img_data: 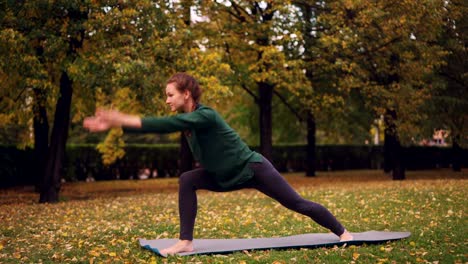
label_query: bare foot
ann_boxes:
[159,240,194,256]
[339,230,354,242]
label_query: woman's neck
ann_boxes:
[183,100,196,113]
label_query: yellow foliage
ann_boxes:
[0,113,14,125]
[95,88,142,165]
[97,128,125,166]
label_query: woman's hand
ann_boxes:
[83,108,120,132]
[83,116,113,132]
[83,108,141,132]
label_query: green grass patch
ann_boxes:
[0,169,466,263]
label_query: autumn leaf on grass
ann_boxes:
[353,252,360,260]
[272,261,286,264]
[13,252,21,259]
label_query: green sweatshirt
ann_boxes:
[126,105,262,189]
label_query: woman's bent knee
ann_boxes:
[179,171,197,189]
[178,169,207,190]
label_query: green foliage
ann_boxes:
[315,0,448,144]
[1,0,464,154]
[77,1,236,163]
[195,2,313,147]
[0,0,95,149]
[421,0,468,147]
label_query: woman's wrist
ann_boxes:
[119,114,142,128]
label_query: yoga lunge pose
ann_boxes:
[83,72,353,255]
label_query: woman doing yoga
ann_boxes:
[83,72,353,255]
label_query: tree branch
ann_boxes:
[368,36,403,53]
[273,90,304,122]
[231,1,252,19]
[0,86,28,113]
[216,1,250,23]
[241,84,259,103]
[221,39,259,103]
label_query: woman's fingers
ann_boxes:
[95,108,119,123]
[83,117,96,131]
[83,117,95,129]
[83,117,108,132]
[85,108,122,132]
[95,108,106,117]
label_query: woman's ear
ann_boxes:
[184,89,192,100]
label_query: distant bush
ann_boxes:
[1,144,466,188]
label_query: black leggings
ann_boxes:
[178,156,345,240]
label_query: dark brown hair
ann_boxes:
[166,72,202,103]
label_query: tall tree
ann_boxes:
[0,3,53,187]
[200,1,308,161]
[1,0,232,201]
[287,2,376,175]
[317,0,447,179]
[39,1,88,202]
[290,2,318,176]
[1,1,89,201]
[293,2,349,175]
[427,0,468,171]
[75,1,233,172]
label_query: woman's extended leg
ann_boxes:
[247,157,353,240]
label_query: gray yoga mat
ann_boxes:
[139,230,411,257]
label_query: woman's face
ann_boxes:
[165,83,188,112]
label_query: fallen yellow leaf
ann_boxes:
[353,252,360,260]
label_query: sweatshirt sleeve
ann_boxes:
[124,108,214,134]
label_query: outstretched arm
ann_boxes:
[83,108,141,132]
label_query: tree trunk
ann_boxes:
[179,133,193,174]
[383,128,394,174]
[33,88,49,192]
[181,0,193,26]
[39,71,73,203]
[452,135,462,172]
[392,142,405,180]
[258,82,273,161]
[383,109,405,180]
[32,39,49,191]
[306,112,316,176]
[299,4,318,176]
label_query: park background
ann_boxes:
[0,1,466,263]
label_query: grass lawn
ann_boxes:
[0,169,466,263]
